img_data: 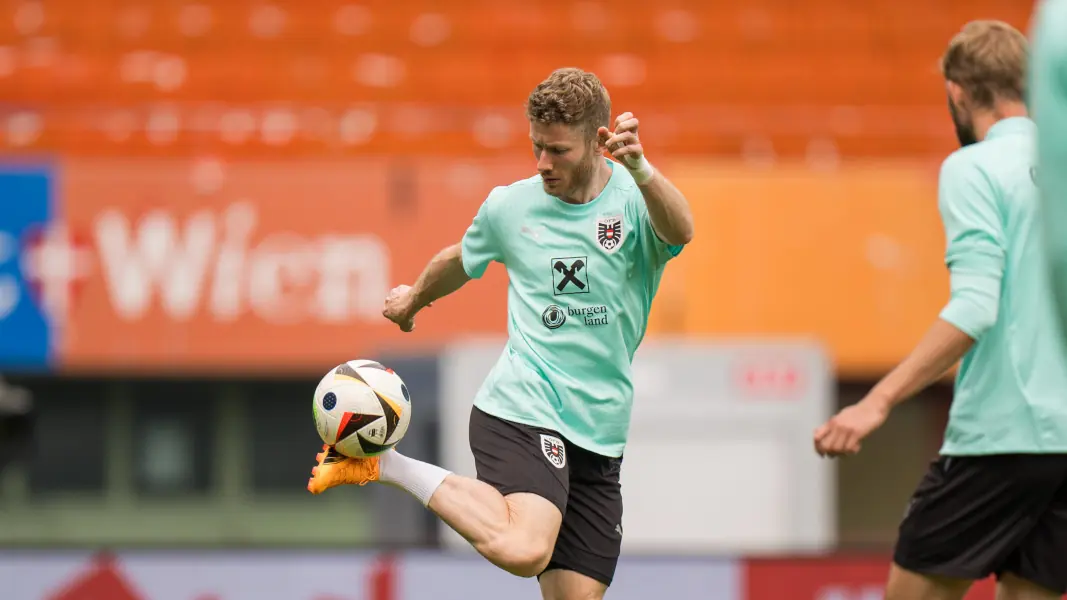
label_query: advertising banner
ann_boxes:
[744,557,1001,600]
[3,551,1044,600]
[0,158,522,373]
[1,157,948,375]
[1,551,740,600]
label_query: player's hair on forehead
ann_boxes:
[941,20,1028,108]
[525,67,611,138]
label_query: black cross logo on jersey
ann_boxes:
[551,256,590,296]
[555,260,585,291]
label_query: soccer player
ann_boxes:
[813,21,1067,600]
[1031,0,1067,336]
[308,67,694,600]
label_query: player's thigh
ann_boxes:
[468,406,570,537]
[894,455,1064,582]
[538,568,607,600]
[542,444,624,588]
[504,491,565,551]
[998,455,1067,596]
[885,563,973,600]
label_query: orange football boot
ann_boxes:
[307,444,381,494]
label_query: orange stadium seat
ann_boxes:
[0,0,1036,158]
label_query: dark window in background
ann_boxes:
[244,378,321,493]
[130,379,215,496]
[19,377,109,494]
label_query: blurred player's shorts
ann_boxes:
[0,378,34,474]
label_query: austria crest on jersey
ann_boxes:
[540,434,566,469]
[596,215,624,253]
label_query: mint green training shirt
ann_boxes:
[461,159,683,457]
[1031,0,1067,335]
[937,117,1067,455]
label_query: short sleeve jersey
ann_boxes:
[935,117,1067,455]
[461,159,683,457]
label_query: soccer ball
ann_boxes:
[312,359,412,458]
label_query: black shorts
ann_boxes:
[894,454,1067,594]
[468,406,623,586]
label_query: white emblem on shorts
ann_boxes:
[540,434,566,469]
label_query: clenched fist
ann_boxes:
[598,112,644,165]
[382,285,420,332]
[598,112,655,184]
[813,399,889,458]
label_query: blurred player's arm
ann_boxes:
[869,156,1004,412]
[864,322,975,411]
[815,157,1002,456]
[601,113,694,245]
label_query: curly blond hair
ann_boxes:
[941,20,1028,108]
[525,68,611,138]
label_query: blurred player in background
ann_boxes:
[1031,0,1067,336]
[814,20,1067,600]
[308,68,694,599]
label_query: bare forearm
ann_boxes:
[867,318,974,410]
[639,171,694,246]
[410,243,471,311]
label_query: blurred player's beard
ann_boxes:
[948,96,979,147]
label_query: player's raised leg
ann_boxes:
[308,445,562,578]
[425,482,562,577]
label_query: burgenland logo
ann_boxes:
[541,303,609,329]
[542,304,566,329]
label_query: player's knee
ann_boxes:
[486,535,553,578]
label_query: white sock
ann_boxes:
[379,450,451,506]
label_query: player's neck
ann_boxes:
[973,101,1029,142]
[564,160,613,205]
